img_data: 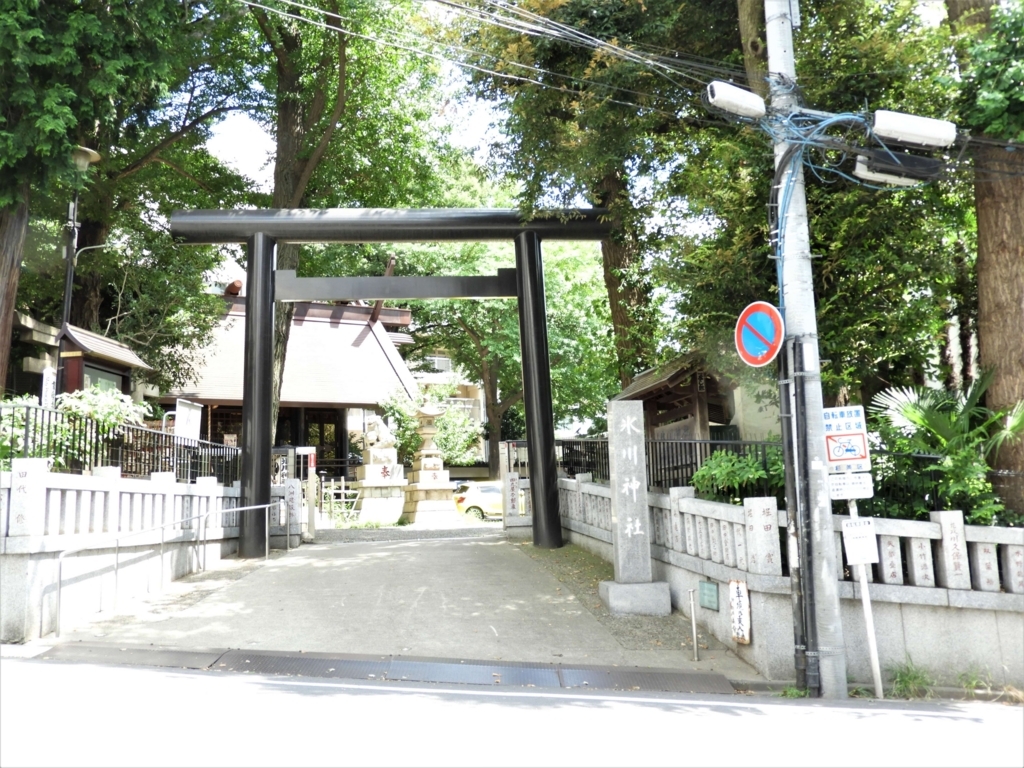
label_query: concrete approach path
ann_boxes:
[9,518,767,688]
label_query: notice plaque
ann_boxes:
[829,472,875,500]
[729,580,751,645]
[842,518,880,566]
[699,581,719,611]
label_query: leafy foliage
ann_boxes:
[690,446,785,505]
[2,387,150,470]
[380,387,483,467]
[434,407,483,467]
[55,387,149,431]
[871,371,1024,524]
[958,2,1024,142]
[0,0,185,207]
[661,0,969,402]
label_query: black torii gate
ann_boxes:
[170,208,610,557]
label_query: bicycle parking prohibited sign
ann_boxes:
[823,406,872,474]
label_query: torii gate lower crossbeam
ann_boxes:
[170,208,611,556]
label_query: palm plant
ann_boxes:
[871,371,1024,524]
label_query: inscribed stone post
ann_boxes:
[732,523,749,571]
[575,473,592,525]
[1001,546,1024,594]
[684,513,697,555]
[742,497,782,576]
[607,401,652,584]
[721,521,736,567]
[696,516,710,560]
[904,538,935,587]
[877,535,904,585]
[708,518,723,563]
[668,487,686,552]
[7,458,51,537]
[968,542,1001,592]
[930,510,971,590]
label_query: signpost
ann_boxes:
[735,301,785,367]
[824,404,883,698]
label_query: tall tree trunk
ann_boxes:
[269,64,304,442]
[0,187,31,394]
[945,0,992,28]
[69,220,111,330]
[974,143,1024,502]
[736,0,768,97]
[944,0,1024,509]
[954,246,977,391]
[487,405,502,480]
[253,7,350,442]
[596,171,654,388]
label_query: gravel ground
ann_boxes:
[509,539,727,653]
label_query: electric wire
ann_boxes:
[237,0,736,128]
[239,0,1024,183]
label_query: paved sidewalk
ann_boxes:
[9,527,766,686]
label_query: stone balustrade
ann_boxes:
[552,475,1023,685]
[0,459,301,642]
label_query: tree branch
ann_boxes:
[250,6,289,68]
[288,33,348,208]
[497,390,523,414]
[151,158,214,191]
[115,106,234,181]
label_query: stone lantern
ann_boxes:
[401,404,458,523]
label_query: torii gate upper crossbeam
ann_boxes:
[169,208,610,243]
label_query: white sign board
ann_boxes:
[823,406,872,474]
[41,367,57,409]
[729,580,751,645]
[504,472,520,517]
[842,518,880,566]
[174,398,203,441]
[829,472,875,500]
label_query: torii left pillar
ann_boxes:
[239,232,274,557]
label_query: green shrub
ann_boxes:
[690,446,785,505]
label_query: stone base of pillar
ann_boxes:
[353,487,407,525]
[598,580,672,616]
[400,485,459,524]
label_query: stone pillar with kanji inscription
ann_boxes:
[930,510,971,590]
[351,417,408,525]
[598,401,671,616]
[401,404,458,524]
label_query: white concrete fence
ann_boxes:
[551,475,1024,687]
[0,459,304,642]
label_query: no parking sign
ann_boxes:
[735,302,784,367]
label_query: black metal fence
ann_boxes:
[505,439,1023,521]
[645,439,779,493]
[506,438,780,495]
[1,404,240,485]
[831,452,943,519]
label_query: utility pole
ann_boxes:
[764,0,848,698]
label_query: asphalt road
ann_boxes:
[2,657,1021,768]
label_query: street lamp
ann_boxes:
[61,146,101,328]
